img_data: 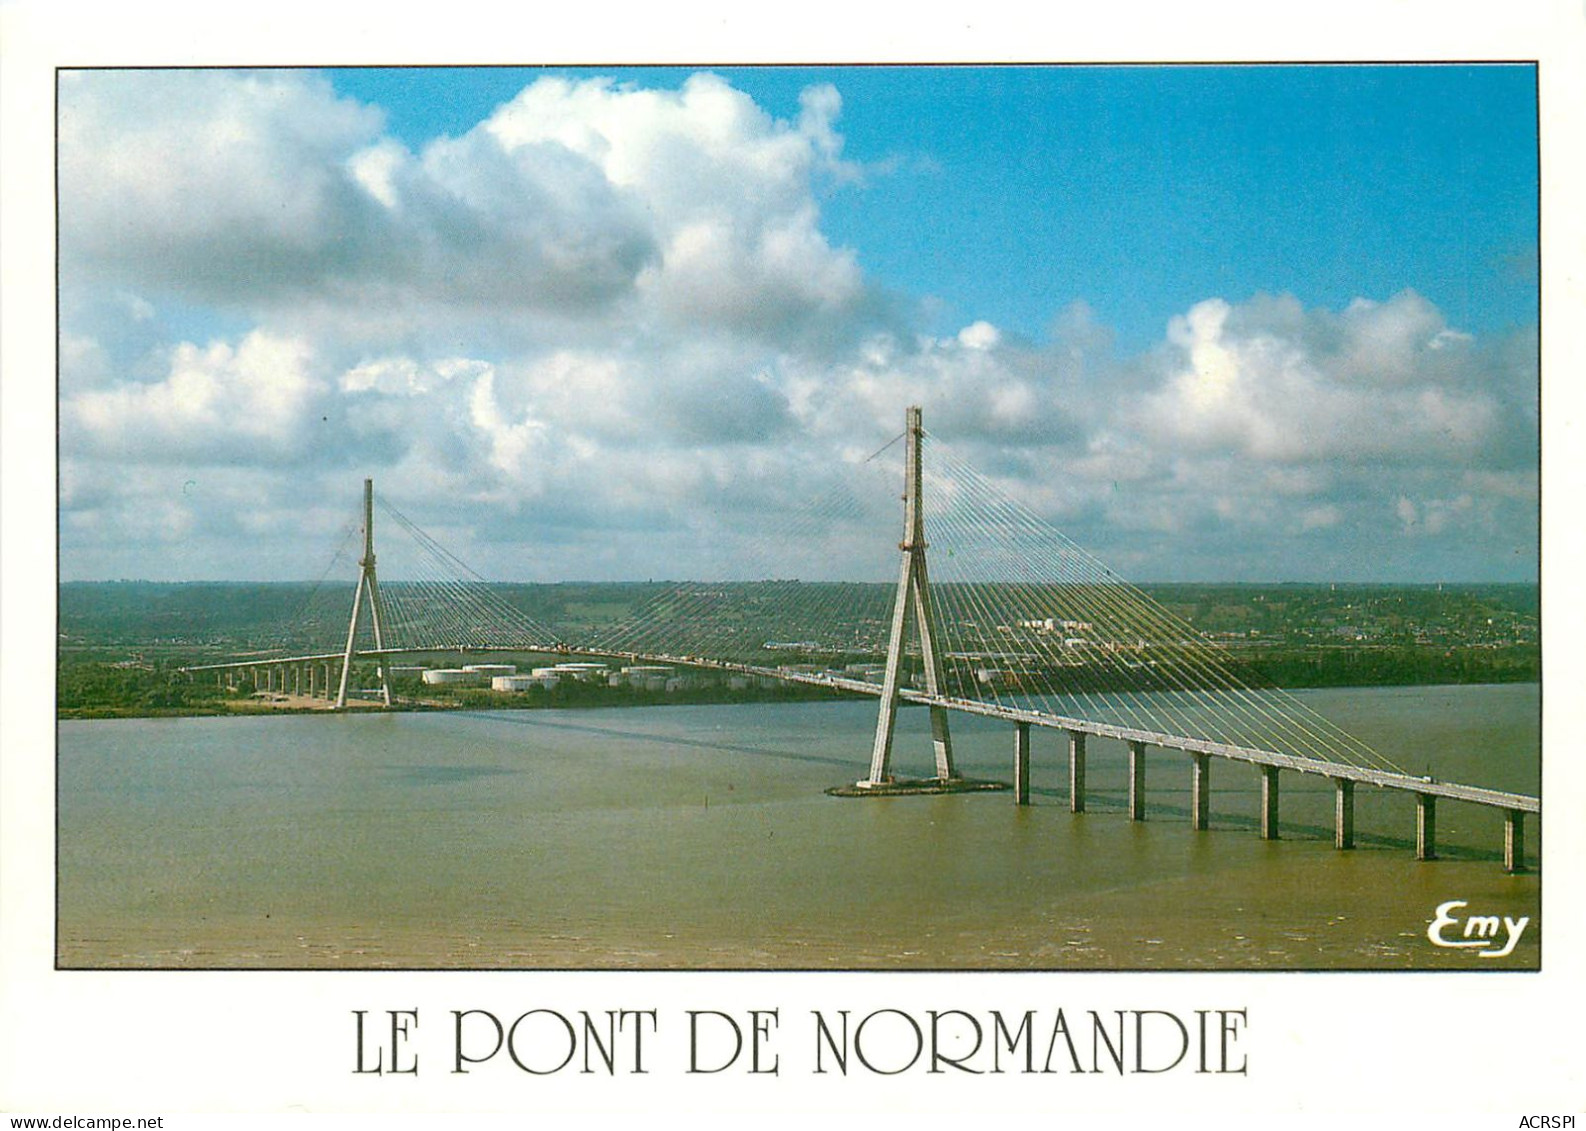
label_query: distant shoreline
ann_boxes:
[56,578,1539,720]
[56,675,1540,723]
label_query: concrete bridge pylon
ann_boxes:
[335,478,393,709]
[859,405,959,788]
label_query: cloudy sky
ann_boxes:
[57,65,1539,583]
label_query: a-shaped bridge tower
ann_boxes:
[858,405,961,790]
[335,478,393,709]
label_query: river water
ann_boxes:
[57,683,1540,970]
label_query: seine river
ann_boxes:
[57,683,1540,970]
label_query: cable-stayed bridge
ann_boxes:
[181,408,1538,871]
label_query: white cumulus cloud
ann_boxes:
[54,69,1537,584]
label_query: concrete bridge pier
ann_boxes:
[1067,730,1086,813]
[1190,753,1210,831]
[1416,793,1437,861]
[1259,765,1280,840]
[1334,778,1355,849]
[1128,741,1147,820]
[322,662,333,699]
[1014,722,1031,806]
[1505,810,1526,874]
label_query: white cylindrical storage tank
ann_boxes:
[422,669,474,685]
[464,664,518,677]
[491,675,538,692]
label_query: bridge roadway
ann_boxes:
[184,642,1538,869]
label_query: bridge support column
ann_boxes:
[1014,722,1031,806]
[337,478,394,709]
[1259,766,1280,840]
[862,407,956,787]
[322,662,332,699]
[1416,793,1437,861]
[1505,810,1526,874]
[1128,741,1146,820]
[1334,778,1355,850]
[1068,731,1086,813]
[1191,753,1210,831]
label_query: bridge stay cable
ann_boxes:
[243,426,1408,782]
[182,410,1535,868]
[563,410,1410,781]
[922,439,1404,774]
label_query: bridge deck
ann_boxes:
[183,643,1539,816]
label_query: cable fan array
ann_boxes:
[274,433,1404,779]
[912,432,1405,775]
[594,427,1406,777]
[372,498,562,652]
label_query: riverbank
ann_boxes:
[56,643,1540,720]
[55,674,866,720]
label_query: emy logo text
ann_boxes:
[1426,899,1529,958]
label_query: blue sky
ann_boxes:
[57,65,1539,583]
[332,64,1539,349]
